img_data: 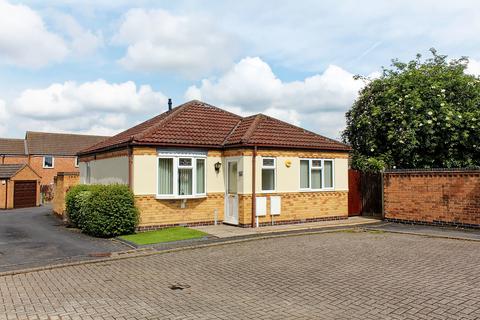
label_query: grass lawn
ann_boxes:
[119,227,208,245]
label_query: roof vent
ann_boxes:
[168,98,172,111]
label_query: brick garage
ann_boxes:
[384,169,480,228]
[0,164,41,209]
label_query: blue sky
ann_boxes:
[0,0,479,139]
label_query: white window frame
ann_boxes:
[156,154,207,199]
[74,156,79,168]
[299,159,335,191]
[43,155,54,169]
[260,157,276,192]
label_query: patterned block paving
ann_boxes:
[0,232,479,319]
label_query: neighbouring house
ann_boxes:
[0,164,41,209]
[78,100,350,229]
[0,132,108,188]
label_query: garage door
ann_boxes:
[14,181,37,208]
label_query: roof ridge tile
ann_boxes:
[241,114,263,144]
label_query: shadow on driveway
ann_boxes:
[0,205,130,272]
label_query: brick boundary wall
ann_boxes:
[383,169,480,229]
[52,172,80,220]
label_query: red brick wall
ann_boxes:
[1,155,78,186]
[384,170,480,227]
[28,156,78,185]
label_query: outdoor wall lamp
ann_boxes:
[214,162,222,173]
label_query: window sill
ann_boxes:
[257,190,276,194]
[155,195,207,200]
[299,188,335,192]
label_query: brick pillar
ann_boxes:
[52,172,79,220]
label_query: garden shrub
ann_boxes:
[65,184,139,237]
[80,184,139,237]
[65,184,91,226]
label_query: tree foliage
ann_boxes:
[343,49,480,170]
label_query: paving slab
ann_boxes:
[192,216,381,238]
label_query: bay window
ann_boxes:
[300,159,334,190]
[157,155,206,198]
[261,157,276,191]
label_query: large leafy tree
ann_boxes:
[343,49,480,170]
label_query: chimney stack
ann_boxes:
[168,98,172,111]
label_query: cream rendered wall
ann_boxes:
[207,155,224,193]
[127,153,349,196]
[334,158,348,191]
[80,157,129,185]
[254,156,348,193]
[133,155,156,195]
[132,154,226,195]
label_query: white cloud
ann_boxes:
[50,12,103,57]
[113,8,238,77]
[0,99,9,135]
[11,79,167,136]
[466,58,480,76]
[186,57,363,138]
[0,0,68,67]
[14,79,167,119]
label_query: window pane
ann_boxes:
[262,168,275,191]
[324,160,333,188]
[311,169,322,189]
[263,158,274,167]
[178,168,193,195]
[158,158,173,194]
[312,160,322,167]
[44,156,53,167]
[179,158,192,166]
[228,162,237,194]
[300,160,310,188]
[196,159,205,194]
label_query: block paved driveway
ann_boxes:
[1,231,479,320]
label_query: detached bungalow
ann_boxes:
[78,100,350,229]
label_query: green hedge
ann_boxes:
[65,184,91,226]
[65,184,139,237]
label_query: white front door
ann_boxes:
[224,160,239,225]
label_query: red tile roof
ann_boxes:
[80,100,350,154]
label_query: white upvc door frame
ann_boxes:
[224,159,239,225]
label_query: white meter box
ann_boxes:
[270,196,281,215]
[255,197,266,216]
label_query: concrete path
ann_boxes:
[192,216,381,238]
[0,205,129,272]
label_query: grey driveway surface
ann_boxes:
[1,231,479,319]
[0,205,128,272]
[365,222,480,241]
